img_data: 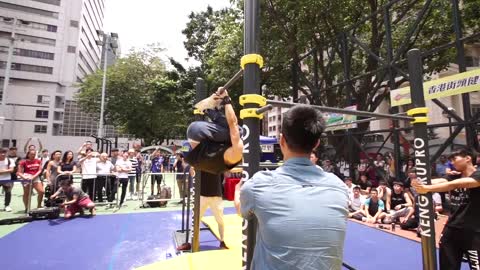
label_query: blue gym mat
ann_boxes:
[0,207,470,270]
[0,211,220,270]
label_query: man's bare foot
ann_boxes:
[90,208,96,216]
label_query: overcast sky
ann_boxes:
[104,0,232,67]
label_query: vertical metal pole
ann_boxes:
[451,0,477,151]
[407,49,437,270]
[191,78,206,252]
[243,1,261,269]
[291,63,298,102]
[98,34,108,138]
[1,18,16,141]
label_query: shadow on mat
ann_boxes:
[48,215,94,226]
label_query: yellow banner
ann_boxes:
[390,68,480,107]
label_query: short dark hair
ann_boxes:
[371,188,378,194]
[379,180,387,186]
[448,149,476,163]
[111,148,119,152]
[353,186,360,190]
[281,105,325,153]
[0,148,7,154]
[41,149,48,153]
[9,147,17,151]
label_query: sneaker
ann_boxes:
[176,242,191,251]
[4,206,12,212]
[219,241,228,249]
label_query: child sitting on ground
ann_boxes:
[50,179,96,219]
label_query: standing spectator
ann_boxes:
[134,148,143,197]
[115,151,132,208]
[77,141,93,155]
[127,149,138,200]
[23,137,43,158]
[360,188,386,224]
[39,149,49,182]
[57,151,77,184]
[45,150,62,190]
[0,148,15,212]
[7,147,20,182]
[169,154,176,173]
[385,153,396,185]
[174,153,186,204]
[96,153,115,204]
[110,148,119,166]
[150,150,164,195]
[435,155,449,178]
[18,150,44,211]
[162,154,169,173]
[78,149,98,200]
[235,105,348,269]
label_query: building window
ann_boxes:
[472,104,480,118]
[272,116,276,121]
[37,95,50,104]
[34,125,47,133]
[273,126,276,131]
[12,33,56,46]
[1,62,53,74]
[14,48,54,60]
[47,25,57,32]
[36,110,49,118]
[70,20,79,28]
[67,46,76,53]
[0,2,59,18]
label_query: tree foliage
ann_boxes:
[76,45,196,145]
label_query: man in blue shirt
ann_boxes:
[235,105,348,270]
[150,149,163,195]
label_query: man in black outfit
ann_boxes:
[412,149,480,270]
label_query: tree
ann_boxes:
[76,45,195,145]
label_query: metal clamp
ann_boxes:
[193,109,204,115]
[240,54,264,69]
[240,109,264,120]
[239,94,267,107]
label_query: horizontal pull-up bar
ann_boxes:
[266,100,415,121]
[326,113,409,129]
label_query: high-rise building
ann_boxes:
[0,0,127,152]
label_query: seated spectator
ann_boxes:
[358,174,372,196]
[353,188,386,224]
[50,179,96,219]
[377,180,391,204]
[383,182,414,224]
[344,177,355,197]
[348,186,365,218]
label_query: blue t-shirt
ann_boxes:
[240,157,348,270]
[151,157,162,173]
[435,162,449,177]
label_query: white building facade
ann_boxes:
[0,0,129,153]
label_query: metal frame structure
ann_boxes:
[288,0,480,177]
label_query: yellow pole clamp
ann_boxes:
[193,109,204,115]
[406,107,428,116]
[241,54,264,69]
[407,107,429,124]
[239,94,267,107]
[411,116,429,124]
[240,109,264,120]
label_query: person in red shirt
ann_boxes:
[17,149,44,211]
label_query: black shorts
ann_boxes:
[151,174,163,185]
[439,226,480,270]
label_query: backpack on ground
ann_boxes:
[159,183,172,207]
